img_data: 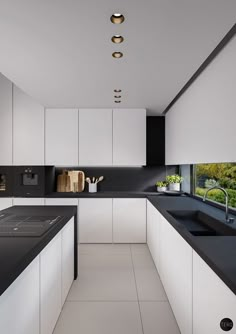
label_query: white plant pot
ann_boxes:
[89,183,97,193]
[169,183,180,191]
[157,186,167,192]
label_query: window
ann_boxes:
[194,163,236,209]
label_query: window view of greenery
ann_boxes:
[195,163,236,209]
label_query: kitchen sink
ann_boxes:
[167,210,236,237]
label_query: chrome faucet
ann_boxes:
[203,186,234,224]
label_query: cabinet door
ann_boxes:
[13,198,44,205]
[0,198,13,211]
[147,200,161,272]
[45,198,78,241]
[113,109,146,166]
[40,233,62,334]
[160,217,192,334]
[79,109,112,166]
[193,251,236,334]
[0,256,40,334]
[0,74,12,165]
[113,198,146,243]
[13,86,44,165]
[61,217,74,304]
[79,198,112,243]
[45,108,78,165]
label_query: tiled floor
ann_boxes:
[53,244,180,334]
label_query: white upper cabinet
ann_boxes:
[79,109,112,166]
[113,109,146,166]
[45,108,78,166]
[0,74,12,165]
[13,86,44,165]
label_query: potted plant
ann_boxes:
[166,174,183,191]
[155,181,168,192]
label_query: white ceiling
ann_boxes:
[0,0,235,115]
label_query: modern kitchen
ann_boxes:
[0,1,236,334]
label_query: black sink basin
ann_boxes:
[167,210,236,237]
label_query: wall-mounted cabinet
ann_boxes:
[13,86,44,165]
[79,109,112,166]
[45,108,78,166]
[0,75,12,165]
[113,109,146,166]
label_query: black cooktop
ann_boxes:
[0,213,63,237]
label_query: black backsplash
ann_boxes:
[55,166,178,192]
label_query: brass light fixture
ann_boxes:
[110,13,125,24]
[114,95,121,98]
[112,51,123,58]
[111,35,124,44]
[114,89,122,93]
[114,100,121,103]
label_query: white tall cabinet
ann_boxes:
[0,256,40,334]
[45,108,79,165]
[13,86,44,165]
[113,109,146,166]
[193,251,236,334]
[113,198,146,243]
[79,109,112,166]
[0,74,12,165]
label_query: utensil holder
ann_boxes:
[89,183,97,193]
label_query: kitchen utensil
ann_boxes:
[92,177,95,183]
[78,171,85,192]
[95,176,104,184]
[85,177,91,184]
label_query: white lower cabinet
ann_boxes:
[61,218,74,304]
[0,256,40,334]
[45,198,78,242]
[160,217,192,334]
[13,198,45,205]
[147,200,161,272]
[193,251,236,334]
[113,198,146,243]
[0,198,13,211]
[79,198,113,243]
[40,233,62,334]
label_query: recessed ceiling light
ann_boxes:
[114,95,121,98]
[111,35,124,44]
[110,13,125,24]
[112,51,123,58]
[114,100,121,103]
[114,89,122,93]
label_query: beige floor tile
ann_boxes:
[67,254,137,301]
[140,301,180,334]
[54,301,143,334]
[79,243,131,255]
[130,244,150,255]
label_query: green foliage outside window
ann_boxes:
[195,163,236,209]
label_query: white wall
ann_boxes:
[166,34,236,165]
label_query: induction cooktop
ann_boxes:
[0,213,63,237]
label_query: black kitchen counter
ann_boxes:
[147,195,236,295]
[46,191,159,198]
[0,205,77,296]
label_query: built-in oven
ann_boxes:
[13,166,54,197]
[0,166,13,197]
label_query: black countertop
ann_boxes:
[147,196,236,295]
[0,205,77,296]
[46,191,158,198]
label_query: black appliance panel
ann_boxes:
[0,166,13,197]
[13,166,45,197]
